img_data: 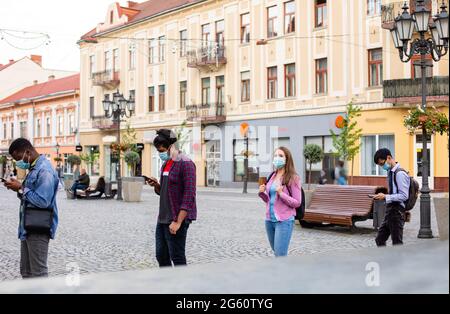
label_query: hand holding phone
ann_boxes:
[368,194,376,198]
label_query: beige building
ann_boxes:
[78,0,448,189]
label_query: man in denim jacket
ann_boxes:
[4,138,59,278]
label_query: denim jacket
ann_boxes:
[19,155,59,240]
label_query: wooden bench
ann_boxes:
[301,185,378,228]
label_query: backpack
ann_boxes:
[267,172,306,220]
[393,168,420,211]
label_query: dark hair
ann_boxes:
[9,138,34,155]
[338,160,345,167]
[96,177,106,192]
[374,148,392,164]
[275,147,299,186]
[153,129,177,149]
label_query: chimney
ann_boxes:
[9,59,14,64]
[48,75,55,81]
[33,80,38,85]
[30,55,42,66]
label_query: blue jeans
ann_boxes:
[155,222,190,267]
[71,183,88,193]
[265,220,294,257]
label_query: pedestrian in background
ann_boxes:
[3,138,59,279]
[335,161,348,185]
[146,129,197,267]
[259,147,302,257]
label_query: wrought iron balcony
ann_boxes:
[185,103,226,124]
[383,76,449,104]
[187,45,227,72]
[91,115,118,130]
[92,70,120,89]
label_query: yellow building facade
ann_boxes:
[78,0,448,190]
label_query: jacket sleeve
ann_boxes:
[23,170,56,209]
[180,160,196,212]
[279,177,302,209]
[259,191,270,203]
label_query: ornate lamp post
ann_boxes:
[102,90,135,201]
[388,0,448,238]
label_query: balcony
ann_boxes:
[187,46,227,72]
[92,70,120,89]
[383,76,449,104]
[186,103,226,124]
[91,116,118,130]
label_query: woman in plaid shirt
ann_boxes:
[146,129,197,267]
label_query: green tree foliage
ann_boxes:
[303,144,324,190]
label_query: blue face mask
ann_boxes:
[273,157,286,170]
[159,151,170,162]
[381,163,391,171]
[16,152,31,170]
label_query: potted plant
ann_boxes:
[120,124,145,202]
[303,144,324,191]
[0,155,7,179]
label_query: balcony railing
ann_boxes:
[187,45,227,72]
[185,103,226,124]
[383,76,449,103]
[91,116,118,130]
[92,70,120,89]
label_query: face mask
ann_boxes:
[159,151,170,162]
[382,163,391,171]
[273,157,286,170]
[16,152,31,170]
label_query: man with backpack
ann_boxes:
[372,148,418,246]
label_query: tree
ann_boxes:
[303,144,324,190]
[330,101,363,185]
[80,151,100,175]
[174,120,192,152]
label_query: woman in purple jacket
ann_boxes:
[259,147,302,257]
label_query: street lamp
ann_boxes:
[102,90,135,201]
[388,0,449,239]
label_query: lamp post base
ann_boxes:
[116,178,123,201]
[418,229,434,239]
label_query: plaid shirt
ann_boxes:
[158,153,197,222]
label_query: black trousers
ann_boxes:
[155,222,190,267]
[376,203,405,247]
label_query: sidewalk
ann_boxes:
[0,241,447,294]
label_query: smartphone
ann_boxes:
[368,194,376,198]
[142,176,156,184]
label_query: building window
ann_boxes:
[110,11,114,24]
[361,135,395,176]
[233,139,260,182]
[216,76,225,105]
[267,6,278,38]
[412,55,433,78]
[149,39,156,64]
[85,146,100,176]
[20,121,27,138]
[180,81,187,109]
[159,36,166,63]
[58,116,63,136]
[315,0,327,27]
[10,123,14,139]
[46,117,51,137]
[216,20,225,47]
[367,0,381,16]
[105,50,112,71]
[369,48,383,87]
[201,78,211,105]
[113,48,119,71]
[202,24,211,48]
[285,63,296,97]
[241,71,251,102]
[241,13,250,44]
[267,66,278,99]
[284,1,296,34]
[69,114,75,134]
[3,123,7,139]
[305,136,339,184]
[129,45,136,70]
[159,85,165,111]
[63,153,72,174]
[89,55,95,76]
[89,96,95,118]
[180,30,187,57]
[36,119,41,138]
[316,58,328,94]
[148,87,155,112]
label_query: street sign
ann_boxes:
[76,145,83,152]
[137,143,145,150]
[240,122,249,136]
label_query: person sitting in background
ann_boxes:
[69,168,90,196]
[84,177,106,199]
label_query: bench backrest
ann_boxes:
[309,185,377,214]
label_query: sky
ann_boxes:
[0,0,118,72]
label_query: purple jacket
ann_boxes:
[157,153,197,222]
[259,175,302,221]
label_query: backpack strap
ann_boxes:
[393,168,408,191]
[267,172,275,183]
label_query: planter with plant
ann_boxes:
[303,144,324,191]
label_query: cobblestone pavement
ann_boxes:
[0,185,441,282]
